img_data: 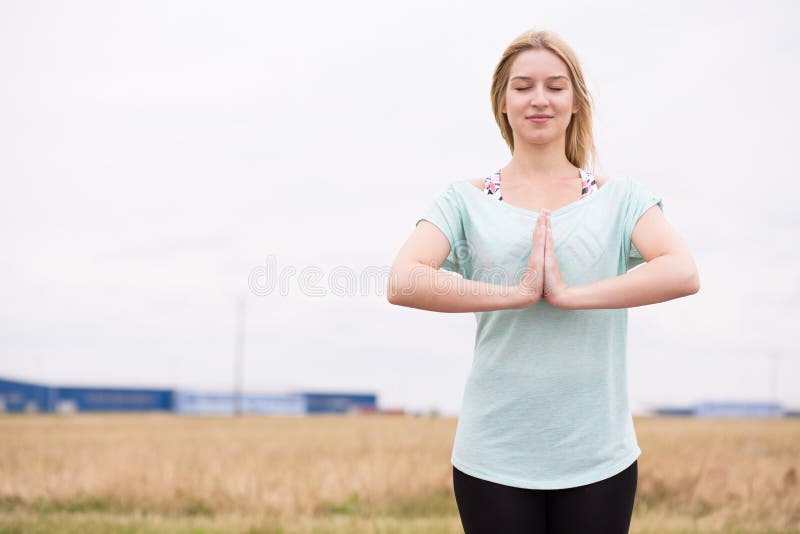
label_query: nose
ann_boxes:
[529,86,549,107]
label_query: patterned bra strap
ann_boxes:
[579,168,598,197]
[483,170,503,201]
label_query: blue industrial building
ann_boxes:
[303,392,378,414]
[0,377,174,413]
[174,390,306,415]
[0,377,53,412]
[0,376,378,415]
[655,401,787,418]
[55,386,174,413]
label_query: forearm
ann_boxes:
[387,263,527,312]
[564,254,700,310]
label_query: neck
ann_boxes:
[504,137,577,183]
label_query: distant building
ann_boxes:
[653,401,787,418]
[300,392,378,414]
[174,390,305,415]
[0,377,52,413]
[0,377,174,413]
[650,406,694,416]
[693,401,785,418]
[54,387,174,413]
[0,376,379,415]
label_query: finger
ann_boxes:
[543,216,554,265]
[536,210,546,234]
[545,226,555,264]
[526,216,545,291]
[532,214,545,255]
[535,215,546,261]
[543,220,554,295]
[529,221,539,265]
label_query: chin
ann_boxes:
[519,133,562,146]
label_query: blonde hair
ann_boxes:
[491,29,599,172]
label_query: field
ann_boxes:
[0,414,798,533]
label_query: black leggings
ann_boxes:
[452,460,637,534]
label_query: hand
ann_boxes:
[542,210,573,309]
[513,206,547,307]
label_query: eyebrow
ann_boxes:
[510,75,569,82]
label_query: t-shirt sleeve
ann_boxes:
[415,183,466,275]
[624,178,664,270]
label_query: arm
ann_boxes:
[561,203,700,310]
[387,220,537,312]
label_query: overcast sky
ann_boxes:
[1,0,798,416]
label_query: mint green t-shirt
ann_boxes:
[415,174,663,489]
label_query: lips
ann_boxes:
[527,115,552,123]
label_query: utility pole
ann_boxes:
[234,295,245,416]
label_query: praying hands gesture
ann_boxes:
[514,209,572,309]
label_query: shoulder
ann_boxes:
[590,174,635,203]
[593,174,632,195]
[467,177,484,191]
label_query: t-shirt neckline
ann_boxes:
[460,170,615,218]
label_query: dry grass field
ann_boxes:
[0,414,798,533]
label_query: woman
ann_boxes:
[387,29,699,533]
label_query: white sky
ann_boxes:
[1,0,798,416]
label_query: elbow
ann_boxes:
[387,290,404,306]
[668,253,699,296]
[386,280,401,305]
[387,261,428,306]
[386,270,407,306]
[684,268,700,295]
